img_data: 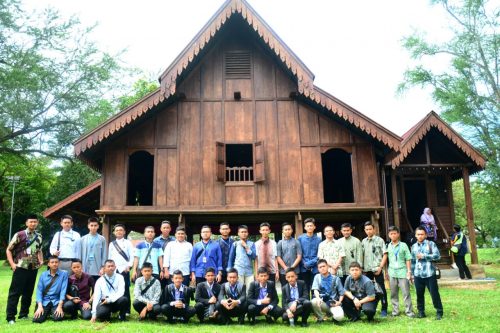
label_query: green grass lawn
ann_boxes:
[0,249,499,332]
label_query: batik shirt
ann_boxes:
[7,229,42,269]
[411,240,440,278]
[317,239,345,277]
[361,235,387,272]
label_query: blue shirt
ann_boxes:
[411,240,440,278]
[154,235,175,251]
[298,234,321,273]
[190,240,223,277]
[218,237,234,273]
[227,240,256,276]
[134,241,163,274]
[36,269,68,306]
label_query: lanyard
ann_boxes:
[392,242,401,261]
[230,284,238,298]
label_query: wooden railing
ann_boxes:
[400,210,414,235]
[434,213,450,247]
[226,166,254,182]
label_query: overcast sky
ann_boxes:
[27,0,454,135]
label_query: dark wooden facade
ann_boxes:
[44,0,485,263]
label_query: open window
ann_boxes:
[216,141,265,183]
[127,150,154,205]
[321,148,354,203]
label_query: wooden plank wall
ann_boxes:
[101,38,380,210]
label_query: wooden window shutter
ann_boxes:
[253,141,265,182]
[216,142,226,182]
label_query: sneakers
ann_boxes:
[380,310,388,318]
[436,314,443,320]
[300,321,308,327]
[417,312,426,318]
[8,320,15,325]
[406,313,416,318]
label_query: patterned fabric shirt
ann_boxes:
[317,239,345,277]
[361,235,387,272]
[255,238,278,274]
[134,276,162,305]
[387,241,412,278]
[411,240,440,278]
[337,236,363,275]
[7,229,42,269]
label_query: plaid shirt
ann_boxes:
[411,240,440,278]
[361,235,387,272]
[7,229,42,269]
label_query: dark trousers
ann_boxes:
[219,271,228,284]
[95,296,129,321]
[299,271,314,296]
[342,297,377,321]
[196,277,206,285]
[365,271,388,311]
[32,302,64,323]
[63,300,92,320]
[341,275,348,285]
[132,300,161,319]
[119,271,131,313]
[160,276,171,291]
[247,304,284,321]
[455,255,472,279]
[414,275,443,316]
[194,302,218,322]
[216,302,246,321]
[161,304,196,322]
[282,301,312,322]
[6,267,38,321]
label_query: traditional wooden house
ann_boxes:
[44,0,485,265]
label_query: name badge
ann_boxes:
[26,247,31,255]
[202,257,207,263]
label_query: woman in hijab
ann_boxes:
[420,208,437,241]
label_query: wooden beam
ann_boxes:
[294,212,303,238]
[178,213,186,228]
[462,167,478,264]
[390,169,400,228]
[100,215,110,243]
[371,211,380,236]
[381,167,390,235]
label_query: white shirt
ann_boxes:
[49,229,81,259]
[163,240,193,275]
[92,273,125,315]
[108,238,134,273]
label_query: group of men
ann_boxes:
[6,214,444,326]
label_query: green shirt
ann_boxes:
[338,236,363,274]
[361,235,387,272]
[387,241,411,278]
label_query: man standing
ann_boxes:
[194,267,222,323]
[132,226,164,282]
[63,259,95,320]
[91,259,128,322]
[33,256,68,323]
[298,218,321,293]
[107,224,134,316]
[154,220,175,289]
[411,226,443,320]
[255,222,279,282]
[281,268,311,327]
[191,226,223,285]
[217,222,234,284]
[361,221,388,317]
[342,262,377,322]
[216,268,247,325]
[311,259,345,323]
[161,270,196,323]
[317,225,345,278]
[277,222,302,287]
[6,214,43,324]
[337,223,363,284]
[386,226,414,317]
[50,215,81,274]
[247,267,283,325]
[133,262,162,320]
[77,217,107,282]
[163,226,193,286]
[227,225,256,286]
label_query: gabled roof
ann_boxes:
[73,0,403,162]
[389,111,486,169]
[43,179,101,220]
